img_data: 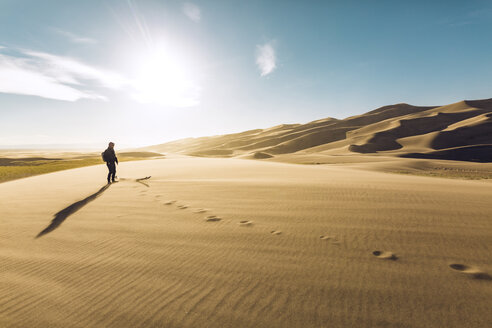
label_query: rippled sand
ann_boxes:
[1,157,491,327]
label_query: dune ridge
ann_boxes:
[142,98,492,162]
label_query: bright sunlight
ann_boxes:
[132,48,200,107]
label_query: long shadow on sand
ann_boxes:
[36,184,111,238]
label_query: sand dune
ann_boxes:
[2,98,492,327]
[142,98,492,163]
[1,157,491,327]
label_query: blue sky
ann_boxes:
[1,0,492,148]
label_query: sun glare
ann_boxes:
[133,49,200,107]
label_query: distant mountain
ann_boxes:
[142,98,492,162]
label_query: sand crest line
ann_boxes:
[36,177,151,238]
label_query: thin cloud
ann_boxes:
[53,29,97,44]
[182,3,201,22]
[256,42,277,76]
[0,49,130,101]
[0,47,201,107]
[24,51,128,89]
[0,53,105,101]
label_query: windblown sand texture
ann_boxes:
[1,157,491,327]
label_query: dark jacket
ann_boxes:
[104,148,118,164]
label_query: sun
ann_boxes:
[132,48,200,107]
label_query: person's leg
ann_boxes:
[110,162,116,182]
[106,163,111,183]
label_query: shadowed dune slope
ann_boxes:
[143,98,492,162]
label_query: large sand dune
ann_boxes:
[1,157,491,327]
[142,98,492,163]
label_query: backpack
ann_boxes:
[101,151,107,162]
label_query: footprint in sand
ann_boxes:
[177,205,189,210]
[449,264,491,280]
[372,251,398,260]
[205,215,222,222]
[270,230,282,235]
[239,220,253,227]
[193,208,208,214]
[320,235,340,244]
[164,200,176,205]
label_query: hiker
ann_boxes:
[102,142,118,183]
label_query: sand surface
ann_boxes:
[1,157,491,327]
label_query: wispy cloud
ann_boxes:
[182,3,201,22]
[0,47,201,107]
[24,51,128,89]
[53,29,97,44]
[0,54,104,101]
[0,48,128,101]
[256,41,277,76]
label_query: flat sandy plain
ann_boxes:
[1,155,491,328]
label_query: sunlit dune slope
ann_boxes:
[1,157,491,327]
[142,98,492,162]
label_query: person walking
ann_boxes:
[103,142,118,183]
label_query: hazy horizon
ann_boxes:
[0,97,481,150]
[2,0,492,148]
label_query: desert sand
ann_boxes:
[142,98,492,163]
[1,156,491,327]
